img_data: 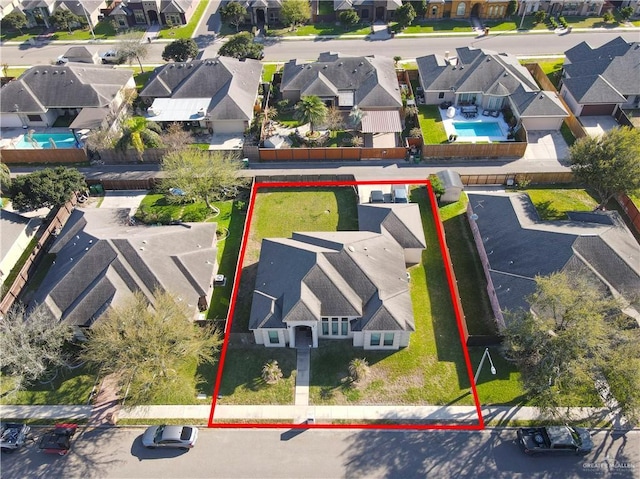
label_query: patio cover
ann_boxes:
[69,107,110,130]
[360,110,402,133]
[147,98,211,122]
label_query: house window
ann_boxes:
[383,333,394,346]
[134,10,146,24]
[322,318,329,335]
[268,331,279,344]
[269,11,278,22]
[117,18,127,27]
[456,2,466,17]
[458,93,476,104]
[361,8,369,19]
[331,318,339,335]
[370,333,381,346]
[438,92,445,99]
[431,6,437,16]
[341,318,348,336]
[165,13,181,25]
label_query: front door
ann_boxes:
[375,6,385,21]
[295,326,312,349]
[148,10,158,24]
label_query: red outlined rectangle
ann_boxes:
[208,179,484,430]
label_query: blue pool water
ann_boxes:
[453,121,503,137]
[16,133,78,149]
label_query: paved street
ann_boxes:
[0,31,637,66]
[0,427,637,479]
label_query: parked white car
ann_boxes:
[100,50,121,64]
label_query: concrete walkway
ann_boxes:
[294,348,310,406]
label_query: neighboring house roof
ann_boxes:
[140,57,262,122]
[250,203,425,333]
[417,47,568,119]
[0,209,40,274]
[467,192,640,316]
[31,208,218,327]
[334,0,402,10]
[563,37,640,103]
[0,64,133,114]
[241,0,283,8]
[161,0,194,14]
[60,46,99,64]
[281,52,402,109]
[21,0,54,10]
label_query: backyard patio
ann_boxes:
[439,106,510,143]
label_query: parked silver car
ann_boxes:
[141,425,198,450]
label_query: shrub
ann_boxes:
[348,358,370,384]
[338,9,359,26]
[548,17,558,28]
[534,10,547,24]
[603,11,614,22]
[558,16,568,28]
[276,99,290,112]
[261,360,283,384]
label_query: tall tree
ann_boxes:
[338,9,360,26]
[162,38,199,62]
[409,0,427,19]
[161,149,249,212]
[325,106,345,133]
[116,116,162,162]
[0,162,10,196]
[81,290,220,405]
[503,272,639,421]
[220,1,247,32]
[116,33,149,73]
[9,166,86,211]
[0,304,73,395]
[569,127,640,209]
[506,0,518,16]
[280,0,311,29]
[1,11,28,34]
[395,3,416,29]
[294,95,327,133]
[218,32,264,60]
[51,9,81,33]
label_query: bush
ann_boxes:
[603,11,614,22]
[558,16,568,28]
[276,99,290,112]
[338,9,359,26]
[534,11,546,24]
[548,17,558,28]
[409,127,422,139]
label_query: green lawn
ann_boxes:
[268,22,372,37]
[136,194,213,224]
[50,21,119,41]
[560,122,577,147]
[418,105,448,144]
[157,0,209,39]
[275,109,300,128]
[262,63,281,83]
[397,19,475,33]
[524,187,598,220]
[521,58,564,88]
[440,194,496,336]
[0,364,96,406]
[134,71,152,90]
[1,67,27,78]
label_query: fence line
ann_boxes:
[616,193,640,236]
[0,196,77,316]
[422,141,527,159]
[258,147,407,162]
[0,148,87,164]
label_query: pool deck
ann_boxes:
[439,107,510,143]
[0,127,84,149]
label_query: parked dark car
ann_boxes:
[517,426,593,456]
[142,425,198,450]
[369,190,384,203]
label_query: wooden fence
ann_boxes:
[0,196,77,316]
[460,171,574,186]
[258,146,407,162]
[524,63,588,141]
[96,148,166,164]
[616,193,640,236]
[0,148,87,164]
[422,141,527,159]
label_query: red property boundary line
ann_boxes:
[208,179,484,431]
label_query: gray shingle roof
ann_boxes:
[357,203,427,250]
[281,53,402,109]
[0,210,40,271]
[140,57,262,122]
[0,64,132,114]
[562,37,640,104]
[31,208,217,327]
[334,0,401,9]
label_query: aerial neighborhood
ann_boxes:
[0,0,640,474]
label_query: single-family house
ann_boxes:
[0,64,134,129]
[0,209,41,285]
[17,0,106,28]
[249,202,426,350]
[0,0,21,20]
[109,0,196,28]
[333,0,401,22]
[417,47,569,131]
[30,207,218,338]
[240,0,284,26]
[538,0,604,16]
[140,57,262,134]
[421,1,513,20]
[280,52,403,147]
[467,192,640,327]
[560,37,640,117]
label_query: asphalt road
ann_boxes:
[0,30,637,66]
[0,427,637,479]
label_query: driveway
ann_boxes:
[522,130,570,166]
[578,115,619,137]
[98,190,148,211]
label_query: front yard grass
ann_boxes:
[157,0,208,39]
[268,22,372,37]
[524,187,598,220]
[418,105,448,144]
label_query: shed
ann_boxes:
[436,169,464,204]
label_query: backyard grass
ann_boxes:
[560,122,576,147]
[262,63,281,83]
[134,71,152,90]
[440,194,496,336]
[157,0,209,39]
[0,364,96,406]
[524,187,598,220]
[521,58,564,87]
[418,105,448,144]
[135,194,212,224]
[275,109,301,128]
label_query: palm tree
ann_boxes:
[348,358,369,383]
[294,95,328,133]
[117,116,162,162]
[262,360,283,384]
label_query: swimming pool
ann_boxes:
[453,121,503,138]
[15,133,78,149]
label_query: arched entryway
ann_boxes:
[148,10,158,24]
[294,326,313,349]
[470,3,481,19]
[375,6,385,21]
[256,8,265,23]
